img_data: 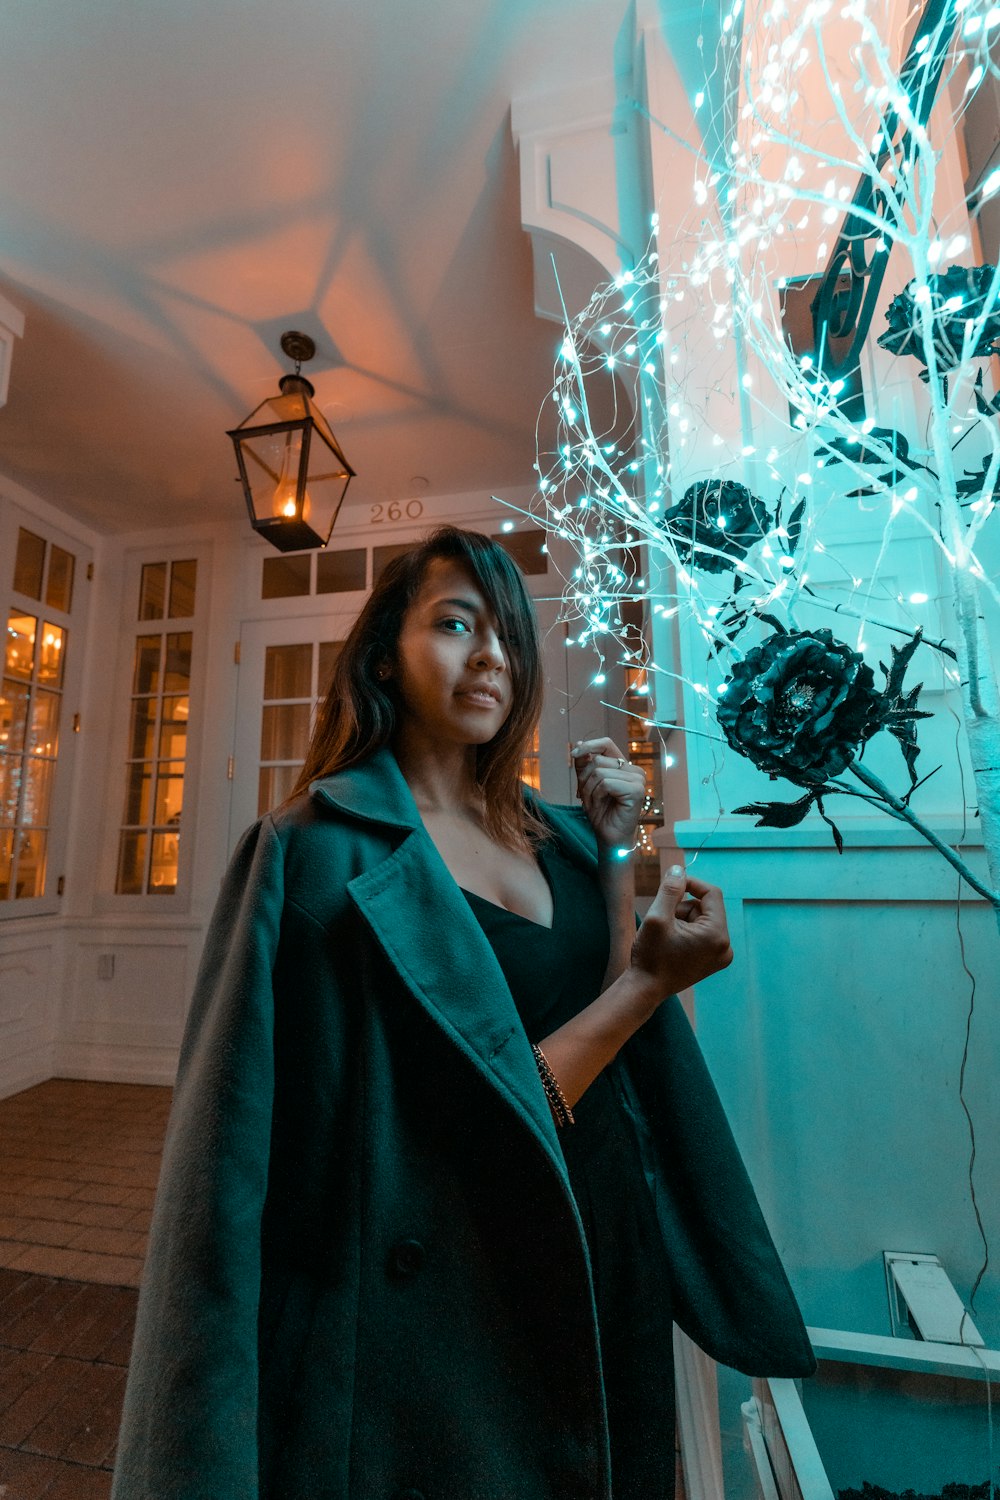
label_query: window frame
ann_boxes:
[97,541,211,913]
[0,501,92,920]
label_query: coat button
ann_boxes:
[388,1238,425,1278]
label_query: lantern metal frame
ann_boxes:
[227,331,356,552]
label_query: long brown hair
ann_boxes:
[290,526,548,850]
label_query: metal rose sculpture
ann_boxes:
[717,629,884,783]
[659,478,772,574]
[718,627,932,851]
[877,266,1000,372]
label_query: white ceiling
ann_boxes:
[0,0,688,535]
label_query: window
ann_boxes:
[257,638,343,815]
[261,546,368,600]
[116,560,197,895]
[0,528,76,902]
[520,726,541,791]
[492,526,548,576]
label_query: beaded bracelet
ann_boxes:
[531,1043,576,1128]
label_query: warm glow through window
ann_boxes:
[116,560,197,895]
[1,527,75,902]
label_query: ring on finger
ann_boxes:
[616,757,626,768]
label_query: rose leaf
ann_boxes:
[731,791,818,828]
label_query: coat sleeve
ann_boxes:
[617,1004,816,1378]
[111,816,285,1500]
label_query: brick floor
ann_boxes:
[0,1080,171,1290]
[0,1080,169,1498]
[0,1270,138,1499]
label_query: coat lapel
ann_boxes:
[312,750,570,1182]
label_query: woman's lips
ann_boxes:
[457,689,501,707]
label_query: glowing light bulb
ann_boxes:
[271,432,311,522]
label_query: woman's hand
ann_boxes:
[630,865,733,997]
[572,736,648,851]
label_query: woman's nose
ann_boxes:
[470,631,505,669]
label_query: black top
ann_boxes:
[461,835,677,1500]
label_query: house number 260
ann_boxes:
[371,500,424,523]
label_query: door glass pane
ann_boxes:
[133,636,162,695]
[28,690,61,758]
[159,697,188,760]
[1,679,29,754]
[15,829,46,899]
[5,614,37,680]
[13,530,45,600]
[129,698,157,759]
[139,562,167,621]
[46,545,75,614]
[260,703,310,761]
[0,757,21,824]
[317,641,343,697]
[38,623,66,687]
[258,764,300,816]
[22,757,55,827]
[262,553,311,599]
[0,828,12,899]
[117,831,148,894]
[154,763,185,825]
[123,763,152,826]
[317,548,366,594]
[264,643,312,700]
[372,542,415,585]
[149,832,179,894]
[169,560,197,619]
[164,633,192,691]
[492,527,548,576]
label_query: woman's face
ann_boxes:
[392,557,514,748]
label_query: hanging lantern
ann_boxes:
[228,331,355,551]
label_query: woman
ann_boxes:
[112,525,813,1500]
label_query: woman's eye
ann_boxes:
[440,617,470,632]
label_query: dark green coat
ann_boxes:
[112,746,813,1500]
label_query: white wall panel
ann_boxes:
[0,936,57,1099]
[679,831,1000,1343]
[55,927,201,1085]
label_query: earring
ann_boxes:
[377,665,390,681]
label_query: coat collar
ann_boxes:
[309,743,599,875]
[309,744,422,830]
[309,746,595,1199]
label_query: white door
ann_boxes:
[229,612,356,852]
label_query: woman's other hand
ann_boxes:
[571,737,647,852]
[630,865,733,997]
